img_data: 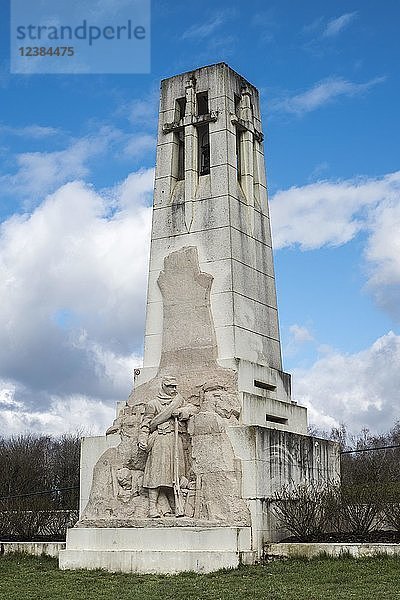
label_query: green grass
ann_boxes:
[1,554,400,600]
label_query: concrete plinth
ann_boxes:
[59,526,255,573]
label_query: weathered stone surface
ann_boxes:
[59,526,254,573]
[80,247,249,527]
[265,542,400,559]
[62,63,339,574]
[141,63,286,380]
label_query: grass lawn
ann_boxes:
[1,554,400,600]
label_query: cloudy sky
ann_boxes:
[0,0,399,436]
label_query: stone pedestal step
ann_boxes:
[59,526,256,574]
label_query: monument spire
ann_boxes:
[141,62,290,408]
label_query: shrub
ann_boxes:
[339,483,385,536]
[272,482,340,539]
[272,480,388,540]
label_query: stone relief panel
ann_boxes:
[79,247,250,527]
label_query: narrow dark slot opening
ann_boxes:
[198,123,210,176]
[197,91,209,116]
[266,414,288,425]
[234,93,241,116]
[176,97,186,121]
[236,129,241,181]
[254,379,277,391]
[176,130,185,181]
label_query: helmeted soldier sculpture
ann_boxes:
[138,376,195,518]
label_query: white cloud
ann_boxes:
[0,124,60,138]
[0,381,23,409]
[0,168,154,436]
[117,168,155,209]
[0,129,116,200]
[271,171,400,320]
[123,133,156,159]
[182,15,225,40]
[289,324,314,343]
[71,331,138,390]
[309,162,329,181]
[365,197,400,286]
[0,389,115,437]
[270,173,391,250]
[0,125,155,205]
[364,194,400,317]
[271,76,385,116]
[285,324,315,357]
[250,9,277,42]
[323,12,358,37]
[182,10,235,40]
[128,95,158,128]
[294,332,400,434]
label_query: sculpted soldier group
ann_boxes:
[82,373,247,523]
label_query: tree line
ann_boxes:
[0,433,80,540]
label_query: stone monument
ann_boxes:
[59,63,339,574]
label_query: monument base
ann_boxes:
[59,526,255,573]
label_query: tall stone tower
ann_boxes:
[140,62,295,420]
[60,64,339,574]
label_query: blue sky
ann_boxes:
[0,0,399,436]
